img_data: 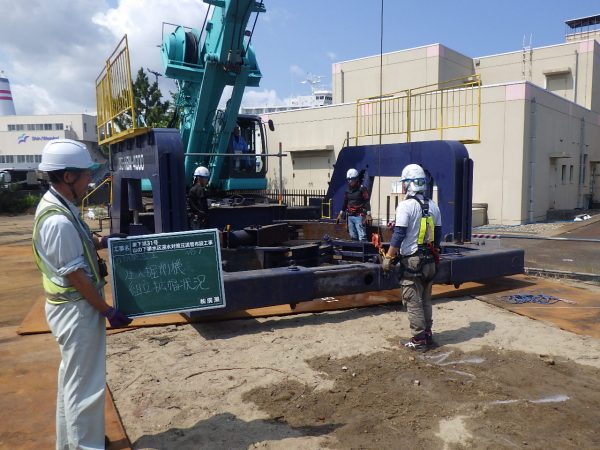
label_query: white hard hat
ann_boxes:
[38,139,100,172]
[346,168,359,179]
[194,166,210,177]
[401,164,427,193]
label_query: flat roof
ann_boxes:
[565,14,600,29]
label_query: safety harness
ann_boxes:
[32,193,104,304]
[402,196,436,278]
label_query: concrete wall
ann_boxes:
[332,44,473,104]
[476,40,599,112]
[521,84,600,216]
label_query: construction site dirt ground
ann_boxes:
[2,214,600,449]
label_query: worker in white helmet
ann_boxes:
[336,168,372,241]
[382,163,442,351]
[188,165,211,229]
[32,139,131,449]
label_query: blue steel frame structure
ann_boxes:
[327,140,473,243]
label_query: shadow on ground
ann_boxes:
[433,320,496,345]
[191,303,400,340]
[133,412,340,450]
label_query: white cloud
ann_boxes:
[0,0,288,117]
[241,89,283,108]
[92,0,208,86]
[0,0,208,115]
[289,64,305,77]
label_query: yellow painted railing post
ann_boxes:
[406,89,412,143]
[439,87,444,140]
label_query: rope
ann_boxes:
[376,0,384,244]
[500,293,571,305]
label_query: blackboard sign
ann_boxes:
[108,229,226,318]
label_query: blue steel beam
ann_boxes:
[187,245,524,317]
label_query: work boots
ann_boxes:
[403,333,428,351]
[425,329,436,347]
[403,330,436,352]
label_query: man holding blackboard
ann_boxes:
[189,165,210,229]
[33,139,131,450]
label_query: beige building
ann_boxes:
[263,18,600,225]
[0,114,102,172]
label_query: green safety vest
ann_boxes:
[32,194,104,304]
[411,197,435,246]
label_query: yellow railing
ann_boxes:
[321,199,332,219]
[355,74,481,145]
[96,35,149,146]
[81,176,112,218]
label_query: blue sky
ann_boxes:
[0,0,599,114]
[253,0,600,100]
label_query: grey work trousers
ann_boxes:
[45,300,106,450]
[400,256,436,337]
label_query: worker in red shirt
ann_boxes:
[336,168,372,241]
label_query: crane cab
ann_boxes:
[213,114,271,191]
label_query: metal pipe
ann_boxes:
[577,117,585,209]
[527,96,537,223]
[573,49,579,103]
[279,142,283,204]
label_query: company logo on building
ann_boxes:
[17,133,29,144]
[32,136,59,142]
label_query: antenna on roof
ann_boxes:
[300,73,323,94]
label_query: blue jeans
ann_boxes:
[348,215,367,241]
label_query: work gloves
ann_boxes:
[382,255,393,274]
[102,307,132,328]
[100,233,128,249]
[362,214,372,226]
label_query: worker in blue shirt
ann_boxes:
[33,139,131,449]
[231,125,250,171]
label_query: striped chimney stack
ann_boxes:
[0,71,16,116]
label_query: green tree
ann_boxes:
[132,68,171,127]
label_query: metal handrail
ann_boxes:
[355,74,481,145]
[95,35,150,146]
[80,176,112,217]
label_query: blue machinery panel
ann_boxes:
[327,141,473,242]
[109,128,285,234]
[110,129,188,235]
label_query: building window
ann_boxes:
[54,123,64,130]
[583,154,588,182]
[16,124,24,131]
[561,165,566,184]
[83,122,87,132]
[26,124,35,131]
[44,123,53,130]
[7,125,14,131]
[35,155,42,163]
[569,165,574,183]
[545,73,570,98]
[17,155,25,163]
